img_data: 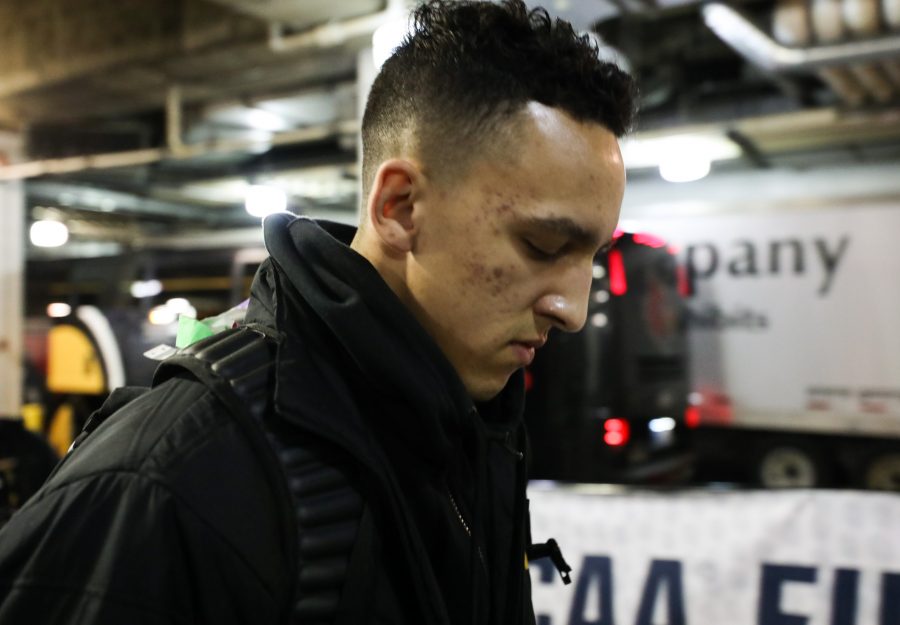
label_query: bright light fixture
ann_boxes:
[244,107,288,132]
[620,133,739,180]
[165,298,197,318]
[244,184,287,218]
[659,156,712,183]
[649,417,677,433]
[148,305,178,326]
[130,279,163,299]
[165,298,191,312]
[47,302,72,318]
[148,299,196,325]
[372,16,411,70]
[30,220,69,247]
[590,312,609,328]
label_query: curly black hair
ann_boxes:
[361,0,637,202]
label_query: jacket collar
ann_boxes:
[246,215,530,471]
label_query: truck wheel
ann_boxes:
[757,445,825,488]
[863,453,900,491]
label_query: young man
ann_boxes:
[0,1,634,623]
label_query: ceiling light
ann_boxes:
[244,184,287,218]
[244,108,289,132]
[130,279,163,298]
[659,156,712,183]
[30,220,69,247]
[165,298,194,315]
[620,133,740,171]
[148,299,196,326]
[47,303,72,318]
[148,305,178,326]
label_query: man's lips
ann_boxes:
[509,337,547,366]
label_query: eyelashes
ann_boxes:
[523,238,563,261]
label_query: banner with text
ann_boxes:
[630,206,900,432]
[528,485,900,625]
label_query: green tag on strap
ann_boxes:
[175,315,214,348]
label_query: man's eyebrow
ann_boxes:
[521,216,604,250]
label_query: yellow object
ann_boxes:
[47,325,106,394]
[524,553,529,570]
[20,403,45,433]
[48,403,76,458]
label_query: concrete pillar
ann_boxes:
[0,132,24,419]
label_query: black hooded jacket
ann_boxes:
[0,215,536,625]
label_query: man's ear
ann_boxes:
[365,159,422,254]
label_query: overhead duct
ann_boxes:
[774,0,867,105]
[842,0,896,100]
[204,0,385,30]
[703,3,900,73]
[884,0,900,84]
[0,118,358,182]
[266,0,408,54]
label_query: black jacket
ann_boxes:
[0,215,535,624]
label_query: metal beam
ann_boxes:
[703,3,900,73]
[26,181,225,223]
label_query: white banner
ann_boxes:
[528,485,900,625]
[629,206,900,434]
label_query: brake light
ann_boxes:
[608,249,627,296]
[685,406,701,428]
[603,418,630,447]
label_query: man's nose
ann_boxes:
[533,265,592,333]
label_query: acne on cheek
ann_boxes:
[461,258,515,298]
[485,264,517,298]
[463,259,488,281]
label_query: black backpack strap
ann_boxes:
[270,443,367,625]
[156,327,369,625]
[152,326,275,422]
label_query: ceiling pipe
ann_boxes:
[268,0,408,53]
[703,2,900,72]
[843,0,896,101]
[0,120,358,182]
[0,0,411,182]
[166,85,188,156]
[774,0,867,105]
[809,0,869,105]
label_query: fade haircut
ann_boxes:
[360,0,637,206]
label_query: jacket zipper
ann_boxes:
[447,488,488,573]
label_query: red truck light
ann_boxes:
[603,418,630,447]
[685,406,701,428]
[608,250,628,296]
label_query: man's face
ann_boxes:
[405,102,626,401]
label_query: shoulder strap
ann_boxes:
[158,327,370,625]
[152,326,275,422]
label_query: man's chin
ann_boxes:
[464,371,515,402]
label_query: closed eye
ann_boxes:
[523,238,564,261]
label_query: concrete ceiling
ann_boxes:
[2,0,900,259]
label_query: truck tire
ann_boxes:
[756,444,828,488]
[862,453,900,491]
